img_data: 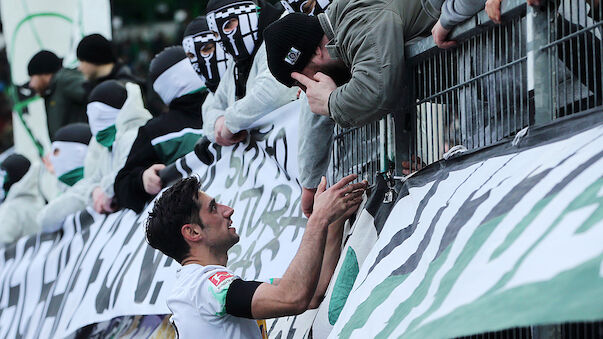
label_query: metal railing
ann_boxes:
[331,0,603,184]
[328,1,603,337]
[453,320,603,339]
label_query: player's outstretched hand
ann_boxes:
[312,174,367,225]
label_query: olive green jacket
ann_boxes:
[44,68,88,138]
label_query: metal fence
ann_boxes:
[330,0,603,184]
[328,0,603,337]
[331,118,387,186]
[453,320,603,339]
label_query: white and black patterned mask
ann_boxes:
[207,1,259,61]
[280,0,330,15]
[182,31,228,92]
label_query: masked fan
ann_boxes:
[0,154,46,245]
[37,124,93,233]
[39,80,151,232]
[182,16,229,93]
[202,0,298,147]
[49,123,91,187]
[114,46,209,213]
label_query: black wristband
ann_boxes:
[225,279,262,318]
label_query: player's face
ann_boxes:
[197,191,239,250]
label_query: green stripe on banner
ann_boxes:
[9,12,72,64]
[404,258,603,339]
[329,247,360,325]
[573,178,603,233]
[338,176,603,338]
[153,132,202,165]
[7,12,73,157]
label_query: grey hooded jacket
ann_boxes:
[318,0,442,128]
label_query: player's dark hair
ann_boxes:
[145,176,204,263]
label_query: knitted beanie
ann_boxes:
[184,16,210,37]
[0,154,31,193]
[263,13,324,87]
[53,123,92,144]
[76,34,116,65]
[27,50,62,76]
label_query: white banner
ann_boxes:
[329,121,603,338]
[0,101,305,338]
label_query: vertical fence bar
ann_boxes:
[393,57,415,176]
[527,1,554,125]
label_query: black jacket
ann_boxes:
[113,91,207,213]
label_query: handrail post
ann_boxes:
[392,63,415,176]
[527,0,555,125]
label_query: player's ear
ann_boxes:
[181,223,203,242]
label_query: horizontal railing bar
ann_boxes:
[415,56,527,105]
[406,0,526,59]
[539,20,603,50]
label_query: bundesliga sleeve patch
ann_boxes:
[209,271,236,291]
[207,271,238,316]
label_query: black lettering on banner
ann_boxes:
[226,143,243,189]
[260,185,292,235]
[229,241,255,278]
[199,143,222,192]
[112,217,147,308]
[277,190,306,241]
[242,138,262,185]
[265,127,290,180]
[94,213,141,313]
[238,186,264,236]
[134,245,165,303]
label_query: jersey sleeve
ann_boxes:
[198,268,263,319]
[199,269,239,317]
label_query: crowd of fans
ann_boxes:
[0,0,600,337]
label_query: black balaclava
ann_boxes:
[207,0,283,98]
[206,0,260,62]
[0,154,31,200]
[182,16,228,93]
[51,123,91,186]
[149,46,206,106]
[280,0,331,15]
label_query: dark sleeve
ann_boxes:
[114,126,161,213]
[225,279,263,319]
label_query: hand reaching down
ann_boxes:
[485,0,503,24]
[432,19,456,49]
